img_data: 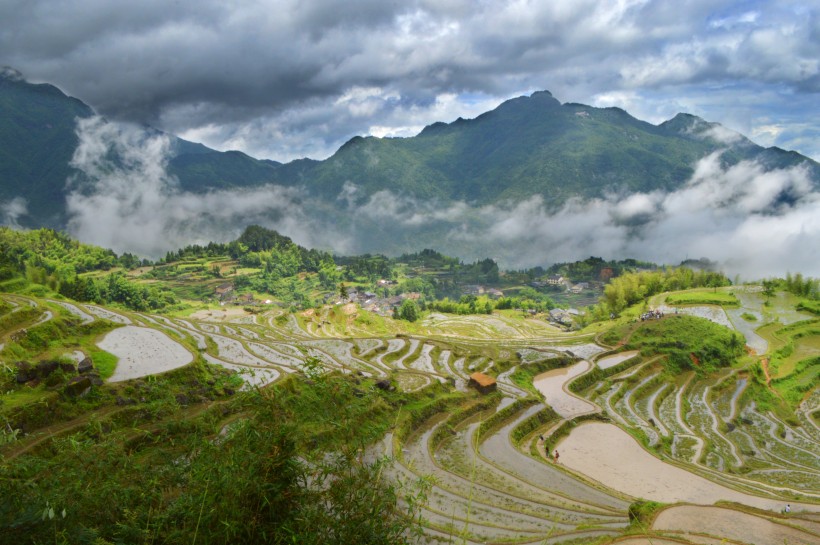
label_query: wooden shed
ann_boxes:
[469,372,497,394]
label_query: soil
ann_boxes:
[557,422,820,513]
[653,505,817,545]
[532,361,597,418]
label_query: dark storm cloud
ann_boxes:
[1,1,818,161]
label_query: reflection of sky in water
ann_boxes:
[735,288,812,326]
[661,287,816,354]
[725,307,767,354]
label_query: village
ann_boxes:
[211,270,598,328]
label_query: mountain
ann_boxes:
[0,69,281,227]
[1,69,819,264]
[272,90,819,207]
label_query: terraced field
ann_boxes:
[2,292,819,544]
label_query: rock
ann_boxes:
[175,394,189,406]
[65,376,92,398]
[35,360,59,378]
[78,357,94,374]
[15,361,35,383]
[375,379,393,391]
[89,375,103,386]
[59,362,77,373]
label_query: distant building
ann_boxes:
[486,288,504,299]
[463,285,484,295]
[215,283,234,301]
[547,275,565,286]
[469,372,497,394]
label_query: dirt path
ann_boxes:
[3,406,128,461]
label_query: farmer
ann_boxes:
[784,504,791,513]
[554,450,559,463]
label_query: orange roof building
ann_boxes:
[469,372,497,394]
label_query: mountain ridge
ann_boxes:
[1,69,818,255]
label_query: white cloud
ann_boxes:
[0,198,28,229]
[63,118,820,279]
[65,116,350,256]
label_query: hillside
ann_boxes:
[1,231,818,543]
[0,70,281,228]
[275,91,818,206]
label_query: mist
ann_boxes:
[0,197,28,229]
[65,117,819,279]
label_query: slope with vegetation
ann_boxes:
[0,230,818,545]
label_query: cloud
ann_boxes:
[65,116,352,257]
[331,152,820,279]
[1,1,816,161]
[0,197,28,229]
[64,116,820,279]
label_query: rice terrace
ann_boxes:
[0,228,818,545]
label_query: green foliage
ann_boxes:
[567,353,641,394]
[625,315,744,375]
[599,268,731,317]
[429,394,502,450]
[477,397,540,438]
[510,406,560,446]
[666,291,739,306]
[784,272,819,300]
[0,373,428,545]
[627,499,664,529]
[90,350,118,380]
[398,299,420,322]
[771,356,820,407]
[796,299,820,316]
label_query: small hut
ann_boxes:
[469,372,497,394]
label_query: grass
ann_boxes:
[625,315,744,375]
[665,290,740,306]
[89,349,118,379]
[0,385,55,411]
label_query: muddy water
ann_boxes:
[558,422,820,512]
[653,505,818,545]
[532,360,597,418]
[100,326,193,382]
[596,350,639,370]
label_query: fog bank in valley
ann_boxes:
[62,117,819,279]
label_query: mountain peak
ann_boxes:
[660,113,751,146]
[1,66,24,82]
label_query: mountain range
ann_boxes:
[1,68,818,268]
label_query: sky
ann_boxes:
[1,0,818,163]
[1,0,819,277]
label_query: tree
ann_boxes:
[398,299,419,322]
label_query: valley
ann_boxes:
[1,261,818,543]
